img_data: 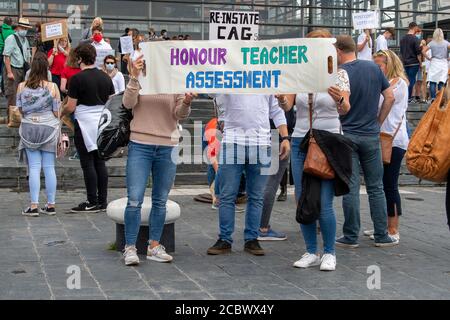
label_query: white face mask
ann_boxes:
[105,63,115,71]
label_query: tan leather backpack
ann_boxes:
[406,85,450,183]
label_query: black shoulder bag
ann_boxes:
[13,34,30,74]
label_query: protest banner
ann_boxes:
[41,20,68,42]
[352,11,380,30]
[120,36,134,54]
[209,10,259,40]
[136,38,337,95]
[95,49,115,68]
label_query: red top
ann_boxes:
[47,48,67,76]
[61,66,81,84]
[204,118,220,160]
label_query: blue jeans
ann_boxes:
[291,138,336,254]
[429,81,444,99]
[218,143,271,243]
[342,133,389,243]
[124,141,177,245]
[405,65,420,99]
[25,149,57,205]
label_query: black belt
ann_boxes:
[11,66,24,70]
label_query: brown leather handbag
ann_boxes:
[406,86,450,183]
[303,93,335,180]
[380,117,402,165]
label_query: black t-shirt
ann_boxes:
[68,68,115,106]
[400,34,421,66]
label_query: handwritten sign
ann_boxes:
[209,10,259,41]
[120,36,134,54]
[137,38,337,95]
[95,49,115,69]
[352,11,380,30]
[41,20,68,42]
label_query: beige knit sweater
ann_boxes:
[123,78,191,146]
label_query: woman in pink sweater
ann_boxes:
[122,56,195,266]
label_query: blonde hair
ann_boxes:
[373,49,409,85]
[306,28,332,38]
[433,28,444,43]
[56,37,70,51]
[91,17,103,29]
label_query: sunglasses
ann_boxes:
[105,62,115,65]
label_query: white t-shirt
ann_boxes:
[211,94,286,146]
[91,40,112,50]
[111,71,125,94]
[357,33,373,61]
[378,78,409,150]
[292,69,351,138]
[376,34,388,51]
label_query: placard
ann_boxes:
[120,36,134,54]
[137,38,337,95]
[41,20,68,42]
[209,10,259,41]
[95,49,115,69]
[352,11,380,30]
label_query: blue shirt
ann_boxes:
[340,59,390,135]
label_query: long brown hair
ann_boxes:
[65,48,79,68]
[25,52,49,89]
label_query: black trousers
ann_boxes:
[74,121,108,205]
[446,170,450,230]
[383,147,406,217]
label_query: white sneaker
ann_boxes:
[147,244,173,263]
[293,253,321,268]
[123,245,140,266]
[390,233,400,241]
[320,254,336,271]
[369,234,374,240]
[363,230,374,237]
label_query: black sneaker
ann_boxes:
[70,201,100,213]
[40,205,56,216]
[98,203,108,212]
[244,239,265,256]
[207,239,232,255]
[277,189,287,201]
[22,207,39,217]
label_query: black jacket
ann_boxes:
[296,129,355,225]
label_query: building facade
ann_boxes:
[0,0,449,47]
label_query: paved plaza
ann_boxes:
[0,186,449,300]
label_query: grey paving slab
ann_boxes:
[1,186,450,300]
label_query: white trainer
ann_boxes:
[147,244,173,263]
[390,233,400,241]
[369,234,375,240]
[293,253,321,268]
[363,230,374,237]
[320,254,336,271]
[123,245,140,266]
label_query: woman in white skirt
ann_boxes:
[425,28,450,100]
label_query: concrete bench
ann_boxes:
[107,197,180,255]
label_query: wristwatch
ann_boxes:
[281,136,291,142]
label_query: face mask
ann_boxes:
[93,34,103,43]
[17,30,27,37]
[105,63,115,71]
[416,34,422,39]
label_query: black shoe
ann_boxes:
[40,205,56,216]
[277,189,287,202]
[22,207,39,217]
[98,203,108,212]
[244,239,265,256]
[207,239,232,255]
[70,201,100,213]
